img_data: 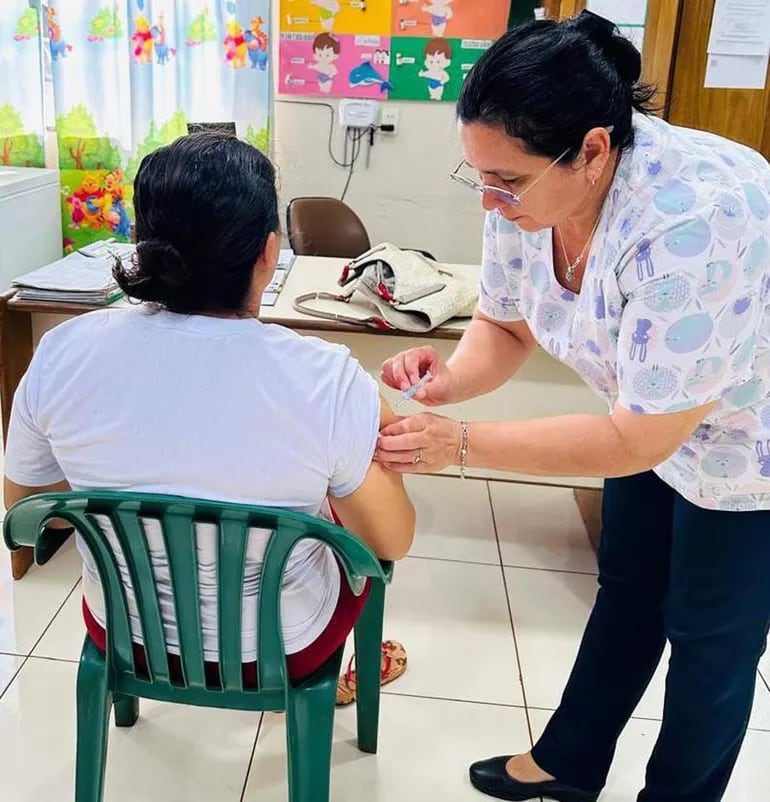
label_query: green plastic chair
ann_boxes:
[3,491,392,802]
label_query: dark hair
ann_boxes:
[114,132,279,314]
[425,38,452,59]
[313,33,341,54]
[457,10,658,159]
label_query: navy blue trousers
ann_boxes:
[532,471,770,801]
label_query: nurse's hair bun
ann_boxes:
[572,10,642,87]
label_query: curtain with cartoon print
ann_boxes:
[45,0,271,253]
[0,2,46,169]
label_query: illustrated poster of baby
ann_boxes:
[422,0,454,37]
[308,32,340,92]
[312,0,341,32]
[418,37,452,100]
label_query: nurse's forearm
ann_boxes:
[447,318,533,403]
[465,415,658,478]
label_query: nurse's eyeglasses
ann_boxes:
[450,126,613,207]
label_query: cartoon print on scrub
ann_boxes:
[635,238,655,280]
[422,0,454,37]
[702,448,748,479]
[309,33,340,93]
[757,440,770,477]
[418,38,452,101]
[643,273,691,313]
[630,318,652,362]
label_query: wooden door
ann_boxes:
[644,0,770,156]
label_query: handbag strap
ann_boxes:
[292,292,393,331]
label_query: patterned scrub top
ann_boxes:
[479,113,770,511]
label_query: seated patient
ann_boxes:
[3,133,415,684]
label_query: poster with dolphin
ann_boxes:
[280,33,392,98]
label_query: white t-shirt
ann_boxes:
[4,306,381,660]
[480,113,770,511]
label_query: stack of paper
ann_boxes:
[261,249,296,307]
[12,248,128,305]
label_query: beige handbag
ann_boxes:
[292,243,478,333]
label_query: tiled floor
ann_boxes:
[1,476,768,801]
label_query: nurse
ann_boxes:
[377,11,770,802]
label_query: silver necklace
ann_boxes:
[557,212,602,284]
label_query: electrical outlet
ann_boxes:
[380,107,399,133]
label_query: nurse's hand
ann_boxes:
[381,346,455,406]
[374,412,462,473]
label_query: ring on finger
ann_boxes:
[413,449,422,464]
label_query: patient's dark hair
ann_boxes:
[114,132,279,314]
[457,10,658,160]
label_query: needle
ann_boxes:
[396,370,432,409]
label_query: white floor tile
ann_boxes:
[529,708,770,801]
[490,483,597,573]
[505,566,597,710]
[32,582,84,662]
[0,657,259,802]
[245,694,531,802]
[0,538,82,655]
[0,654,22,698]
[383,557,523,706]
[404,476,499,564]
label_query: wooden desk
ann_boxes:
[0,256,604,579]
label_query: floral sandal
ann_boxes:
[335,640,407,706]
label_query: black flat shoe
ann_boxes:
[469,756,600,802]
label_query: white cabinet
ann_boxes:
[0,167,63,292]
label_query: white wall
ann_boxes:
[272,98,486,264]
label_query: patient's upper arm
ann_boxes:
[329,397,415,561]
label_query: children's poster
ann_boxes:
[277,0,510,100]
[389,37,489,102]
[280,0,393,36]
[392,0,510,40]
[280,34,392,97]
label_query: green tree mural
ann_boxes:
[15,8,40,39]
[89,5,123,40]
[57,104,121,170]
[245,125,269,154]
[125,111,188,182]
[0,104,44,167]
[187,8,217,45]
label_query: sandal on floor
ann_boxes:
[336,640,407,706]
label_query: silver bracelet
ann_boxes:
[459,420,469,480]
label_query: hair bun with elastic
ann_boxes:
[573,9,642,86]
[135,238,190,289]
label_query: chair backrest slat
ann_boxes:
[78,510,137,673]
[217,512,250,692]
[109,507,171,683]
[256,519,312,692]
[160,506,206,689]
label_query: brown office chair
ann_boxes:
[286,197,371,259]
[286,197,436,261]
